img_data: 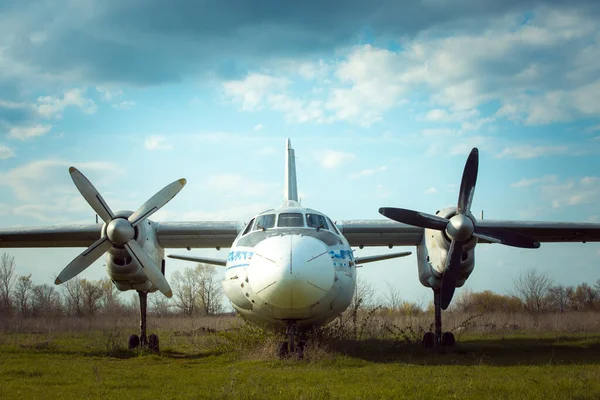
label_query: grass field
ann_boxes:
[1,316,600,399]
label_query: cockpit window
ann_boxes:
[306,213,328,230]
[254,214,275,230]
[277,213,304,227]
[327,217,341,235]
[242,218,255,235]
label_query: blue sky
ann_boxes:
[1,0,600,306]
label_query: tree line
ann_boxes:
[2,251,598,320]
[355,268,600,316]
[0,253,224,319]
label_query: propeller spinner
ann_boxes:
[54,167,186,298]
[379,148,540,310]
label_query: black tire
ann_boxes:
[422,332,435,349]
[128,334,140,350]
[148,334,160,352]
[442,332,455,347]
[277,341,289,358]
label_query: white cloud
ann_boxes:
[585,124,600,133]
[218,9,600,127]
[222,73,289,111]
[96,87,123,101]
[425,187,437,194]
[268,94,329,123]
[0,144,15,159]
[253,124,263,131]
[538,176,600,209]
[349,166,387,179]
[8,124,52,140]
[496,145,568,159]
[0,160,120,204]
[317,150,357,169]
[206,173,274,198]
[113,100,135,110]
[144,136,173,150]
[510,175,557,188]
[36,88,97,118]
[421,108,479,122]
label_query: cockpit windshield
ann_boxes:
[277,213,304,227]
[306,213,328,230]
[254,214,275,230]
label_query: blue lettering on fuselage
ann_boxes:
[329,249,354,261]
[228,250,254,262]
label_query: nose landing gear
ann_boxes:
[277,321,306,359]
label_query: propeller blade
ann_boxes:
[128,178,187,227]
[379,207,448,231]
[55,237,111,285]
[440,239,463,310]
[69,167,115,223]
[474,226,541,249]
[124,239,172,297]
[457,148,479,215]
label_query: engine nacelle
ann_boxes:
[416,207,477,289]
[103,211,165,292]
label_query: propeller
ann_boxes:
[379,148,540,310]
[54,167,186,298]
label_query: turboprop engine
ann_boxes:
[54,167,186,297]
[380,148,540,310]
[417,207,478,291]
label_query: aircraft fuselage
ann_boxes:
[222,205,356,330]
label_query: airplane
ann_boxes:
[0,138,599,356]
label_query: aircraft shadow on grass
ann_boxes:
[317,336,600,366]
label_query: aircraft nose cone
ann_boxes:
[248,235,334,309]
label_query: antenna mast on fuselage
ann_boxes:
[284,138,300,207]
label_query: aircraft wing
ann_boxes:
[0,221,243,249]
[474,220,600,244]
[337,219,600,247]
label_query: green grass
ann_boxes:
[1,329,600,399]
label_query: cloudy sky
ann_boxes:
[1,0,599,306]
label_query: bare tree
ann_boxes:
[97,278,122,314]
[149,292,172,316]
[31,284,63,316]
[63,277,84,316]
[381,282,402,311]
[547,285,570,312]
[0,253,16,315]
[171,266,201,316]
[171,263,224,316]
[14,274,33,316]
[81,279,103,315]
[513,268,553,315]
[196,264,224,315]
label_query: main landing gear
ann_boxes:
[277,321,307,359]
[422,289,455,350]
[128,291,160,352]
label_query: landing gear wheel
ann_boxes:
[148,334,160,352]
[422,332,435,349]
[128,334,140,350]
[277,342,289,358]
[296,341,306,359]
[441,332,455,347]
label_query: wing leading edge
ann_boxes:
[1,219,598,249]
[0,221,243,249]
[337,219,600,247]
